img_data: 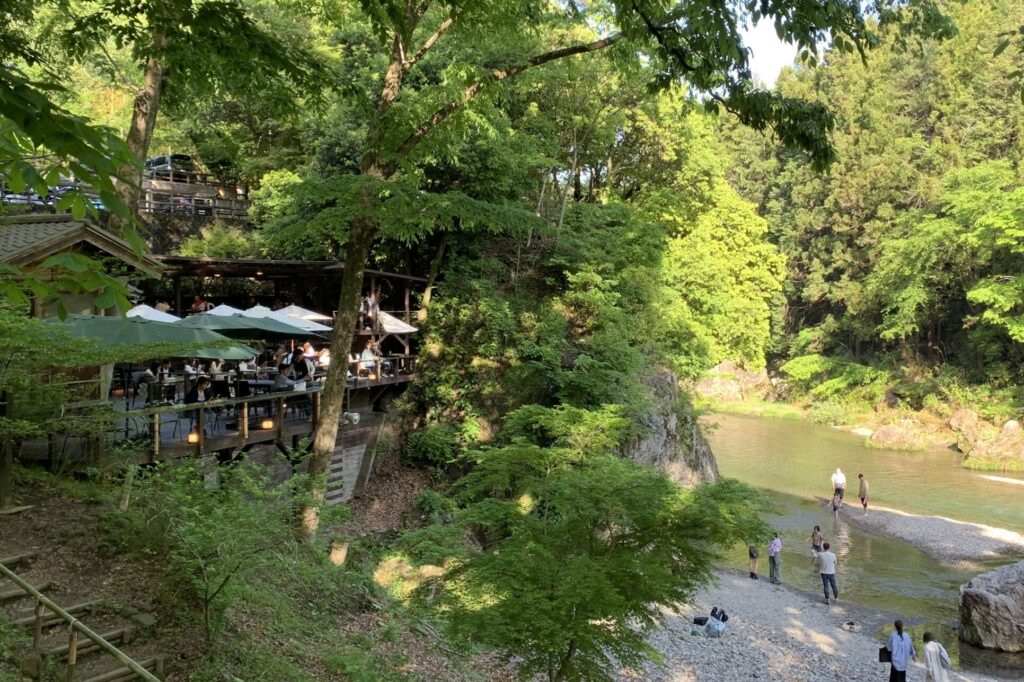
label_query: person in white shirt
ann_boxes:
[831,467,847,502]
[183,359,199,375]
[767,533,782,584]
[922,632,951,682]
[817,542,839,605]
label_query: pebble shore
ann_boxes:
[836,503,1024,563]
[618,571,1006,682]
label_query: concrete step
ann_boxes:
[79,655,164,682]
[43,625,134,659]
[9,600,100,628]
[0,552,37,569]
[0,580,51,604]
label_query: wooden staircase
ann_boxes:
[324,414,386,505]
[0,553,164,681]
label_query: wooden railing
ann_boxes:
[0,562,162,681]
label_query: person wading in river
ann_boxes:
[809,525,823,561]
[858,473,869,515]
[767,532,782,584]
[831,467,847,504]
[886,620,916,682]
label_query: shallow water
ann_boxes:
[705,413,1024,679]
[704,413,1024,533]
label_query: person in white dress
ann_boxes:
[922,632,951,682]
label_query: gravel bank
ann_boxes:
[833,503,1024,563]
[618,571,1005,681]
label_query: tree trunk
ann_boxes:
[116,52,165,228]
[298,216,378,538]
[417,233,448,321]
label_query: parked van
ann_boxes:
[143,154,195,181]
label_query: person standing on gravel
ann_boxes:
[886,620,916,682]
[748,543,760,580]
[858,473,869,515]
[818,542,839,605]
[767,532,782,584]
[922,632,951,682]
[831,467,847,503]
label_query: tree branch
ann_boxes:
[402,17,453,73]
[393,31,623,161]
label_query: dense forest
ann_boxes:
[2,0,1022,678]
[725,0,1024,419]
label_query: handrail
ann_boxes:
[121,385,322,419]
[0,561,161,681]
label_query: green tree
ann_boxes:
[404,405,769,682]
[298,0,954,539]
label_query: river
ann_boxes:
[704,413,1024,678]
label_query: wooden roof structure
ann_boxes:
[0,214,162,277]
[157,255,428,283]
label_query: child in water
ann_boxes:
[830,492,842,518]
[809,525,823,560]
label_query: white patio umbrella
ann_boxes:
[126,304,180,323]
[244,305,332,332]
[375,310,418,334]
[207,304,246,316]
[276,304,333,322]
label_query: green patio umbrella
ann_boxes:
[177,312,321,340]
[46,315,257,359]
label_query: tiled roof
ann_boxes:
[0,217,84,263]
[0,213,161,275]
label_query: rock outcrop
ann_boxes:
[949,409,1024,469]
[623,370,718,487]
[868,421,926,450]
[959,559,1024,652]
[693,361,772,403]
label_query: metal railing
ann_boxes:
[0,562,162,681]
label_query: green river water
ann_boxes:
[704,413,1024,679]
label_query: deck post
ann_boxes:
[312,391,321,431]
[149,413,160,463]
[33,599,44,648]
[196,408,205,456]
[240,402,249,439]
[66,624,78,681]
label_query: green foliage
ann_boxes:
[405,423,461,468]
[107,458,327,644]
[780,354,890,403]
[402,407,769,682]
[177,222,261,259]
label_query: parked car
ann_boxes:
[144,154,195,181]
[47,185,105,212]
[1,189,48,207]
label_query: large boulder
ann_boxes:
[692,360,771,403]
[868,422,925,450]
[959,559,1024,652]
[623,370,718,488]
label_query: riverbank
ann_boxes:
[620,570,1006,681]
[835,502,1024,564]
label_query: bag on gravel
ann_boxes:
[692,616,708,626]
[704,616,726,638]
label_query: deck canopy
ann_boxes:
[126,304,180,323]
[47,315,257,359]
[244,305,331,332]
[178,312,322,340]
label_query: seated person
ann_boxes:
[359,344,377,379]
[318,347,331,368]
[184,376,212,404]
[273,363,297,391]
[184,376,215,428]
[183,358,201,375]
[138,361,161,404]
[292,353,315,381]
[208,358,226,379]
